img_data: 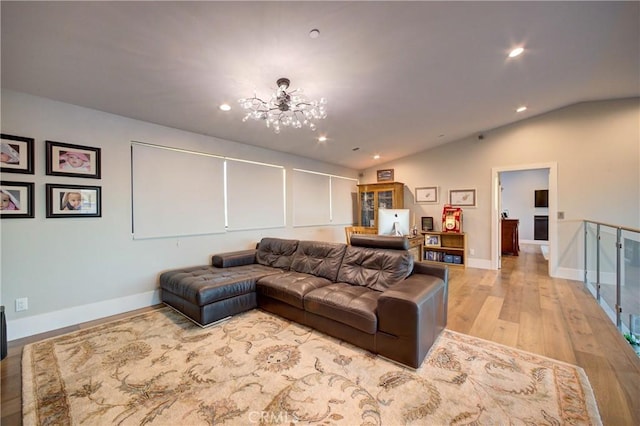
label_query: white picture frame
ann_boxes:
[415,186,438,203]
[449,188,476,207]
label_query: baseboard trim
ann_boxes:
[7,290,160,341]
[467,258,492,270]
[555,267,583,281]
[520,239,548,245]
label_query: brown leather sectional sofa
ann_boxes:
[159,235,448,368]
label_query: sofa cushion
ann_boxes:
[290,240,347,282]
[257,271,333,309]
[336,245,414,291]
[256,238,299,270]
[304,283,381,334]
[160,264,281,306]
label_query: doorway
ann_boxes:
[491,162,558,277]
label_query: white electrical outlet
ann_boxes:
[15,297,28,312]
[470,248,475,256]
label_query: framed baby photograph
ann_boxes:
[1,134,34,175]
[46,183,101,218]
[46,141,101,179]
[1,181,34,219]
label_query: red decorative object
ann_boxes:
[442,204,463,233]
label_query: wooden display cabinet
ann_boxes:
[422,231,467,268]
[357,182,404,228]
[501,219,520,256]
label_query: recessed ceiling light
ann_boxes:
[373,154,380,160]
[509,47,524,58]
[318,136,327,142]
[516,106,527,113]
[309,29,320,39]
[219,104,231,111]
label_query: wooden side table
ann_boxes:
[408,234,424,262]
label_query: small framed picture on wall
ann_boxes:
[46,141,101,179]
[1,181,34,219]
[415,186,438,203]
[376,169,394,182]
[46,183,102,218]
[449,188,477,207]
[1,134,34,175]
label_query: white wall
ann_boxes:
[501,169,549,242]
[2,93,638,339]
[0,90,358,339]
[361,98,640,276]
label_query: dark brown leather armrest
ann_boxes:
[412,261,448,282]
[211,249,257,268]
[376,274,448,367]
[377,275,445,335]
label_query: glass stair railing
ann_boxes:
[584,220,640,356]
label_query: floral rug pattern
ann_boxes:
[23,307,601,425]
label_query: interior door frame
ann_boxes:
[490,162,558,277]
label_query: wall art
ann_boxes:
[1,134,34,174]
[449,188,476,207]
[46,141,101,179]
[1,181,34,218]
[46,183,101,218]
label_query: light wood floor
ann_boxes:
[2,244,639,425]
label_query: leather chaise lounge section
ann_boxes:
[159,235,448,368]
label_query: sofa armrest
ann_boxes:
[376,273,448,367]
[412,261,448,282]
[377,275,446,335]
[211,249,257,268]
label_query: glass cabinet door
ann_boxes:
[360,191,374,227]
[357,182,404,227]
[377,190,393,209]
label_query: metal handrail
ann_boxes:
[584,220,639,234]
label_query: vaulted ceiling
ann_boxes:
[2,1,638,170]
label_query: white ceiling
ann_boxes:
[2,1,638,170]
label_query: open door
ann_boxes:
[491,162,557,277]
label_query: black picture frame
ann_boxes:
[46,183,102,218]
[1,134,34,175]
[1,181,34,219]
[421,216,434,232]
[46,141,101,179]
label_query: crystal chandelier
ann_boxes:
[239,78,327,134]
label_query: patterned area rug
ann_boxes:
[23,307,601,425]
